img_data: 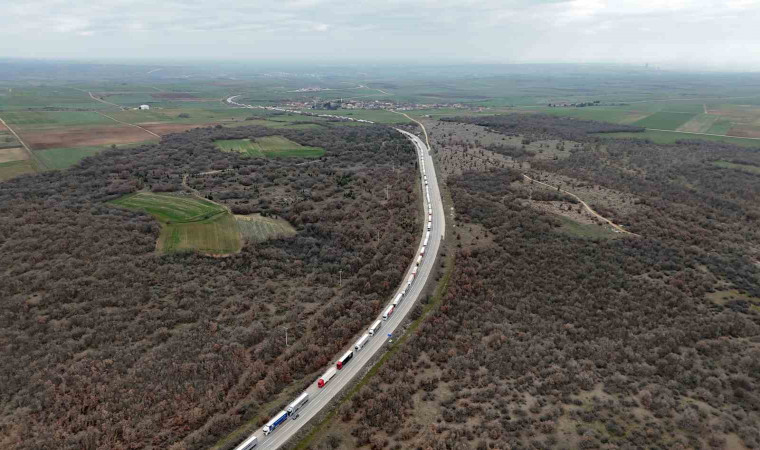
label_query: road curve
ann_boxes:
[229,125,444,450]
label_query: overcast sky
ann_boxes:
[1,0,759,70]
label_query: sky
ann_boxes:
[1,0,760,70]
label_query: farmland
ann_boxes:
[632,111,697,130]
[216,135,325,158]
[110,192,243,254]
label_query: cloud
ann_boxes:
[0,0,758,69]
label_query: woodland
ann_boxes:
[316,115,760,449]
[0,123,421,449]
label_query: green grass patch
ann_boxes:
[111,192,226,223]
[596,129,760,148]
[216,136,324,158]
[706,119,734,135]
[161,213,242,254]
[633,111,697,130]
[111,192,243,254]
[0,111,115,128]
[236,214,296,243]
[0,159,36,182]
[713,160,760,175]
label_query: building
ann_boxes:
[139,104,150,110]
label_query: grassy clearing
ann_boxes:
[706,289,760,313]
[0,159,36,182]
[596,130,760,148]
[216,136,324,158]
[633,111,697,130]
[111,192,226,223]
[161,213,242,254]
[34,141,154,170]
[713,160,760,175]
[111,192,243,254]
[555,215,624,240]
[236,214,296,243]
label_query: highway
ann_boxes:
[231,124,445,449]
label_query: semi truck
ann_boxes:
[392,293,403,307]
[336,350,354,369]
[234,435,258,450]
[411,266,418,278]
[287,392,309,415]
[383,304,395,320]
[354,333,370,351]
[416,255,422,265]
[368,319,383,336]
[262,410,288,435]
[420,246,426,256]
[318,367,337,388]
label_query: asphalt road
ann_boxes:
[232,127,445,450]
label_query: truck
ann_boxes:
[234,435,258,450]
[392,293,403,307]
[420,246,426,256]
[416,254,422,265]
[318,367,337,388]
[354,333,370,351]
[287,392,309,415]
[427,221,432,231]
[262,410,288,435]
[426,231,430,240]
[368,319,383,336]
[336,350,354,369]
[411,266,418,277]
[382,304,395,320]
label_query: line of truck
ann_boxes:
[236,133,433,449]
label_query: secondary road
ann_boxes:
[231,126,445,450]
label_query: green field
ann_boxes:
[713,160,760,175]
[236,214,297,243]
[633,111,697,130]
[0,160,36,182]
[597,130,760,148]
[162,213,242,254]
[216,136,325,158]
[555,216,624,240]
[111,192,243,253]
[112,192,226,223]
[0,111,115,128]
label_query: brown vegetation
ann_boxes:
[313,114,760,449]
[0,124,420,449]
[18,125,157,149]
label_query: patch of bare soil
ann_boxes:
[0,147,28,163]
[727,127,760,138]
[19,125,157,150]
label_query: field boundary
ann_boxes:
[96,111,160,138]
[646,127,760,141]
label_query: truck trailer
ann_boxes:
[416,255,422,265]
[354,333,370,351]
[234,435,258,450]
[287,392,309,415]
[382,304,395,321]
[337,350,354,369]
[262,410,289,435]
[392,293,403,307]
[368,319,383,336]
[318,367,337,388]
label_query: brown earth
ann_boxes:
[0,147,28,164]
[19,125,158,150]
[0,122,7,131]
[726,127,760,138]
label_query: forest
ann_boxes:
[0,123,421,449]
[313,115,760,449]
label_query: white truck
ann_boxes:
[287,392,309,415]
[234,435,258,450]
[263,410,288,435]
[368,319,383,336]
[354,333,370,351]
[416,255,422,266]
[392,293,403,307]
[318,367,337,388]
[382,304,395,321]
